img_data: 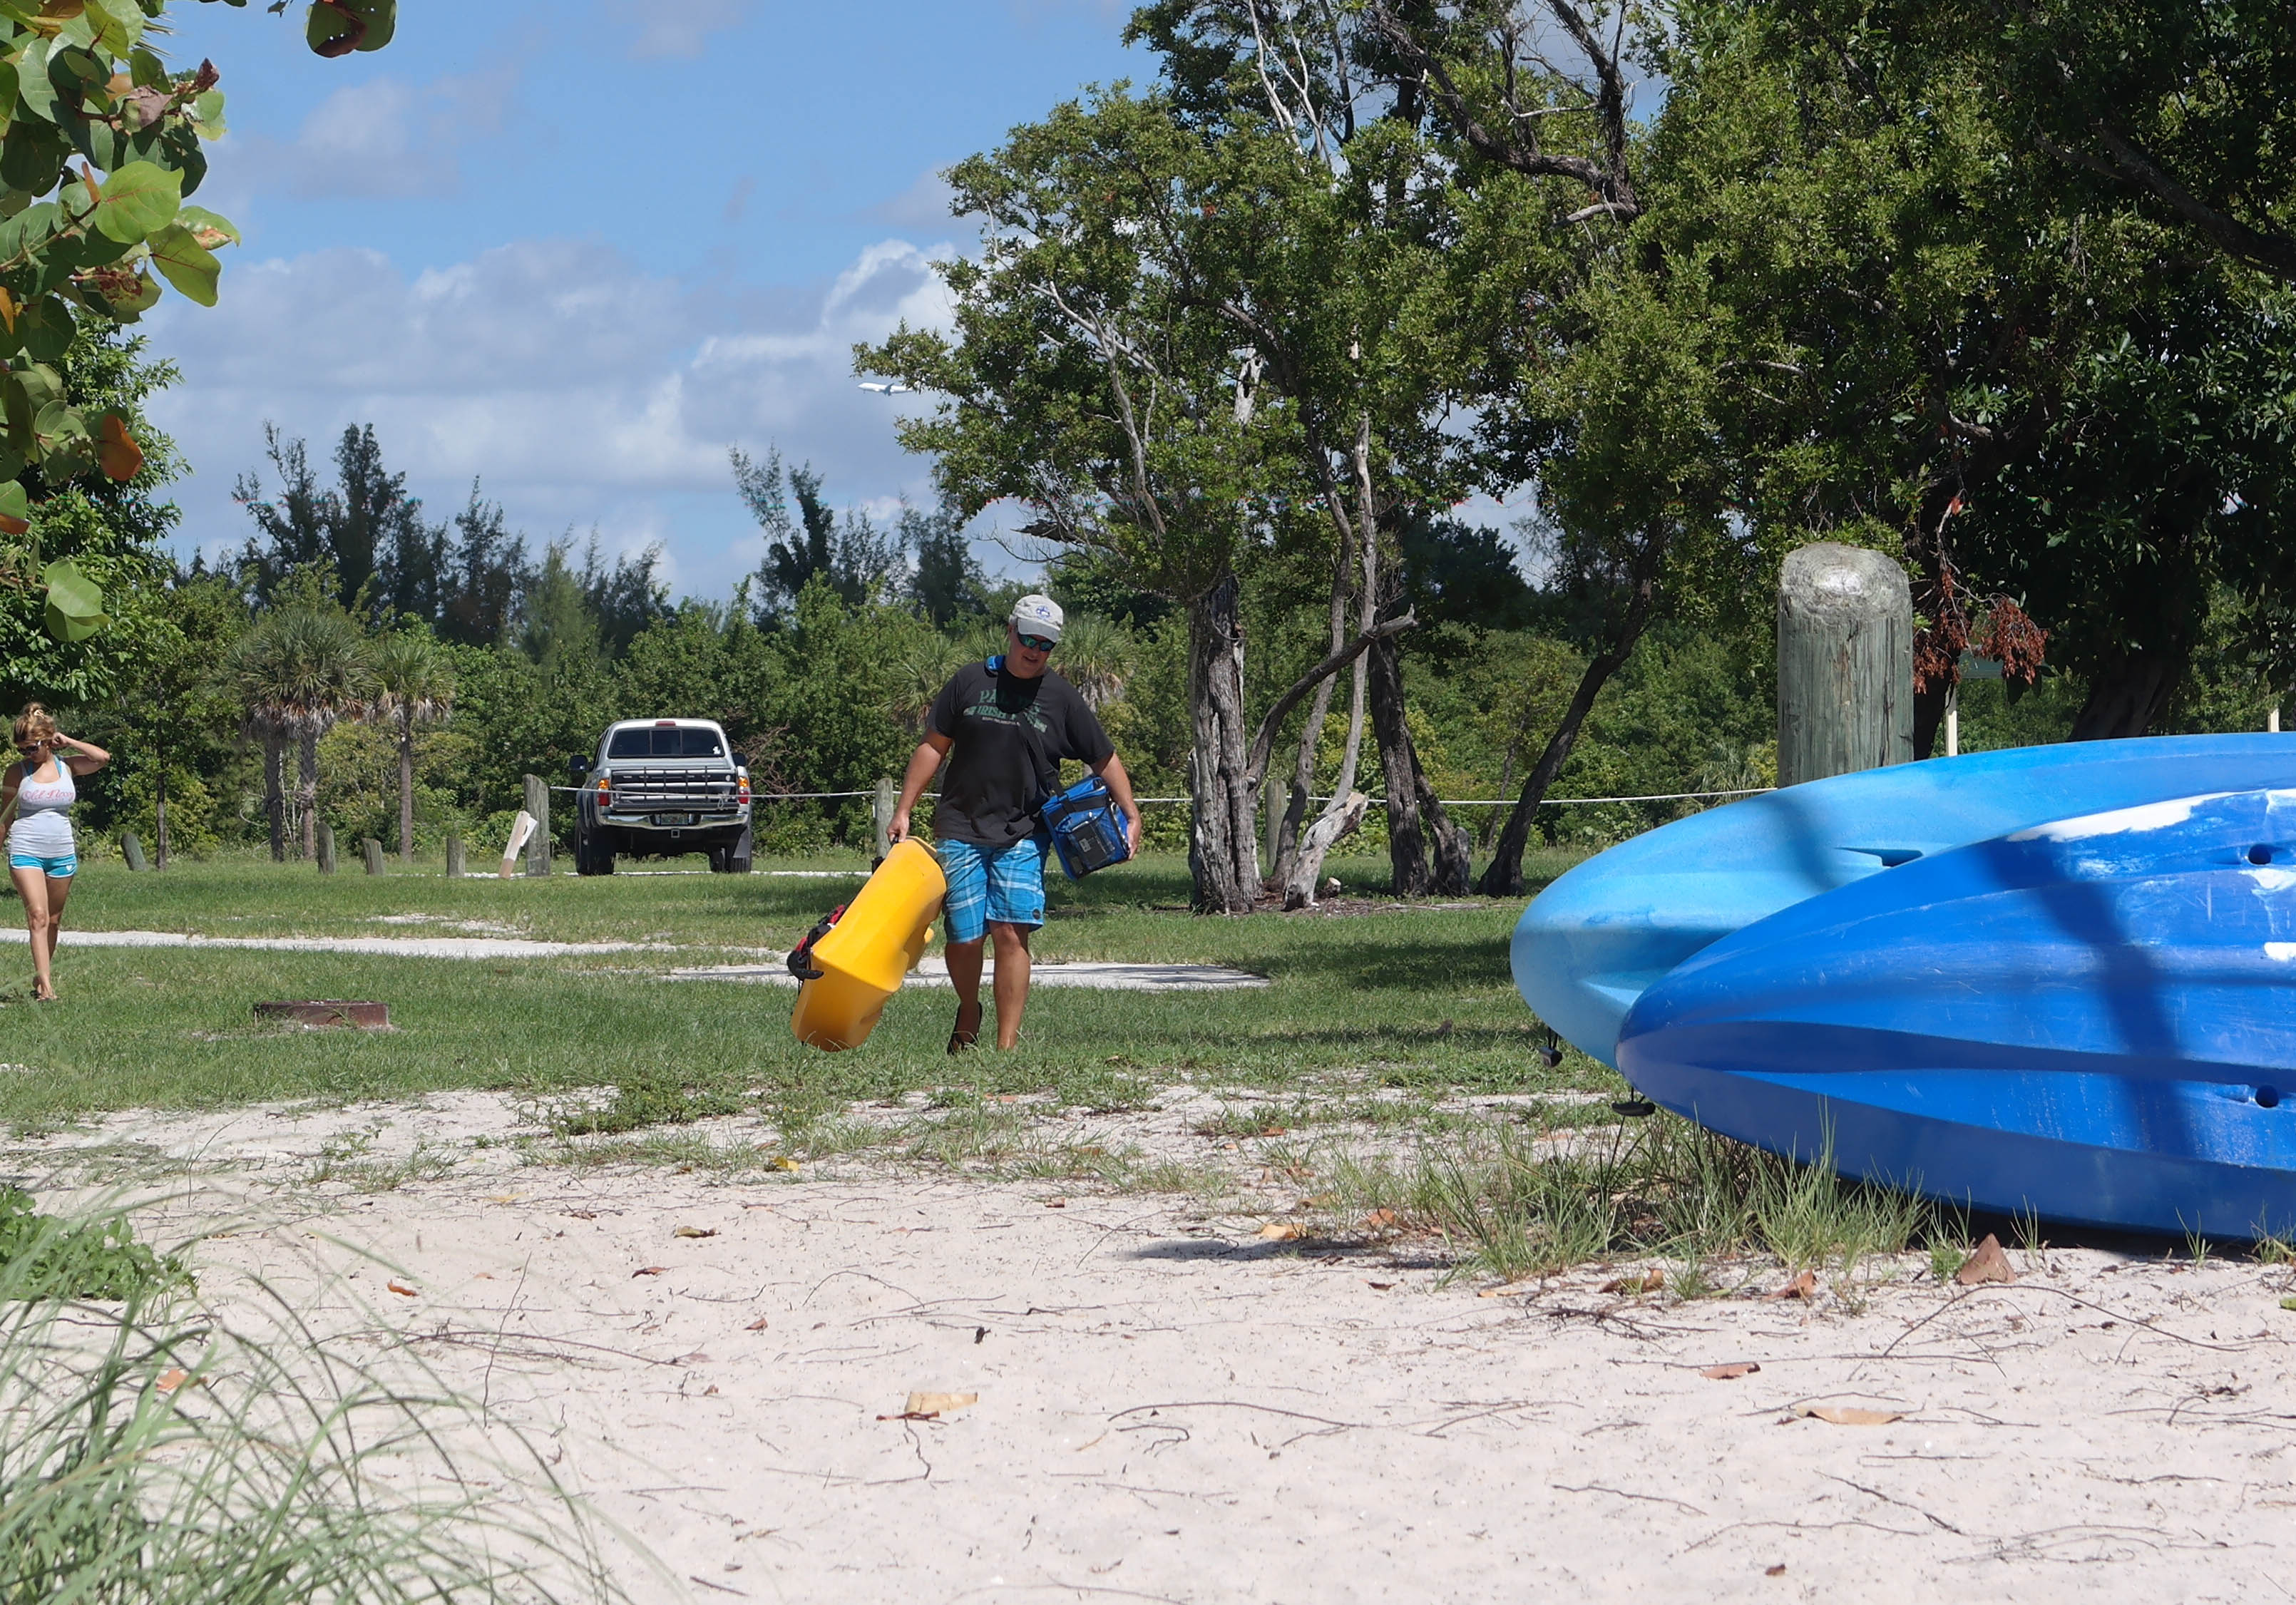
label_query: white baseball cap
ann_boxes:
[1010,594,1065,643]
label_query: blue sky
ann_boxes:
[138,0,1144,601]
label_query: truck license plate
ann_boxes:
[655,814,693,826]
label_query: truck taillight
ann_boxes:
[737,774,751,804]
[595,774,611,801]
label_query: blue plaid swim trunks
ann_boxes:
[938,833,1051,943]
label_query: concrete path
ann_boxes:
[670,957,1270,990]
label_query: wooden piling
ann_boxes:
[523,774,551,876]
[316,822,337,874]
[121,832,147,871]
[445,833,464,878]
[362,837,386,875]
[1777,542,1913,786]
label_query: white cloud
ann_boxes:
[600,0,754,60]
[220,67,518,200]
[140,233,968,602]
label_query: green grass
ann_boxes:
[0,848,1606,1129]
[0,1196,627,1604]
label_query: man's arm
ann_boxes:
[1092,751,1144,855]
[888,732,951,843]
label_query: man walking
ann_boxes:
[889,595,1142,1052]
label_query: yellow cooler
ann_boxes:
[789,839,947,1050]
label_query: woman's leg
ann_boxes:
[40,872,71,993]
[11,865,51,999]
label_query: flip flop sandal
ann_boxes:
[948,999,983,1055]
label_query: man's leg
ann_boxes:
[938,841,988,1051]
[946,935,986,1042]
[988,921,1031,1049]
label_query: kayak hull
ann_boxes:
[1515,735,2296,1066]
[1616,789,2296,1236]
[792,840,946,1052]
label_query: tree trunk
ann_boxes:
[398,709,416,861]
[1367,633,1430,898]
[1283,790,1368,908]
[1477,541,1663,898]
[1283,655,1370,906]
[298,728,319,861]
[1266,671,1334,885]
[265,734,285,862]
[1415,763,1472,895]
[2069,645,2190,739]
[1186,575,1258,913]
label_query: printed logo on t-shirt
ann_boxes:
[965,686,1052,735]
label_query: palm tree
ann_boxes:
[1049,612,1134,712]
[369,630,454,861]
[225,607,376,861]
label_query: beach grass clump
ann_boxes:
[0,1184,181,1301]
[0,1201,627,1605]
[1334,1112,1952,1285]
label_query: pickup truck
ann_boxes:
[568,718,753,875]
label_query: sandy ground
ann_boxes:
[11,1096,2296,1604]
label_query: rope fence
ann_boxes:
[551,784,1773,807]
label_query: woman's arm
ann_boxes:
[56,733,108,775]
[0,762,23,835]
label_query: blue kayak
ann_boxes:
[1614,789,2296,1236]
[1515,736,2296,1066]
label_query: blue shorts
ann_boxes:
[9,851,73,878]
[938,834,1050,944]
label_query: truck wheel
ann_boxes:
[727,826,753,875]
[577,831,615,876]
[707,844,731,873]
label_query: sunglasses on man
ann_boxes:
[1015,634,1057,653]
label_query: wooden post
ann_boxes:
[445,833,464,878]
[121,832,147,871]
[873,776,897,860]
[1777,542,1913,786]
[316,822,337,875]
[362,837,386,875]
[523,774,551,876]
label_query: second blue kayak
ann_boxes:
[1515,735,2296,1065]
[1614,789,2296,1236]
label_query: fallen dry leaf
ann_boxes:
[488,1193,521,1204]
[1766,1564,1787,1577]
[472,1272,493,1281]
[1257,1221,1308,1241]
[745,1316,769,1331]
[1794,1404,1903,1426]
[1362,1208,1398,1229]
[1044,1198,1067,1209]
[386,1281,417,1298]
[674,1226,718,1239]
[672,1350,711,1365]
[1261,1125,1288,1137]
[1367,1281,1396,1291]
[1702,1362,1761,1380]
[155,1368,189,1393]
[1766,1270,1818,1301]
[565,1209,598,1220]
[632,1266,667,1278]
[1601,1268,1667,1295]
[903,1390,977,1417]
[1956,1232,2016,1285]
[769,1156,800,1172]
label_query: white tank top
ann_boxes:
[9,762,74,856]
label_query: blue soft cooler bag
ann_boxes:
[1040,774,1131,879]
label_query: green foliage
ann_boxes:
[0,0,391,648]
[0,1185,176,1300]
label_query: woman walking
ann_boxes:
[0,704,108,1001]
